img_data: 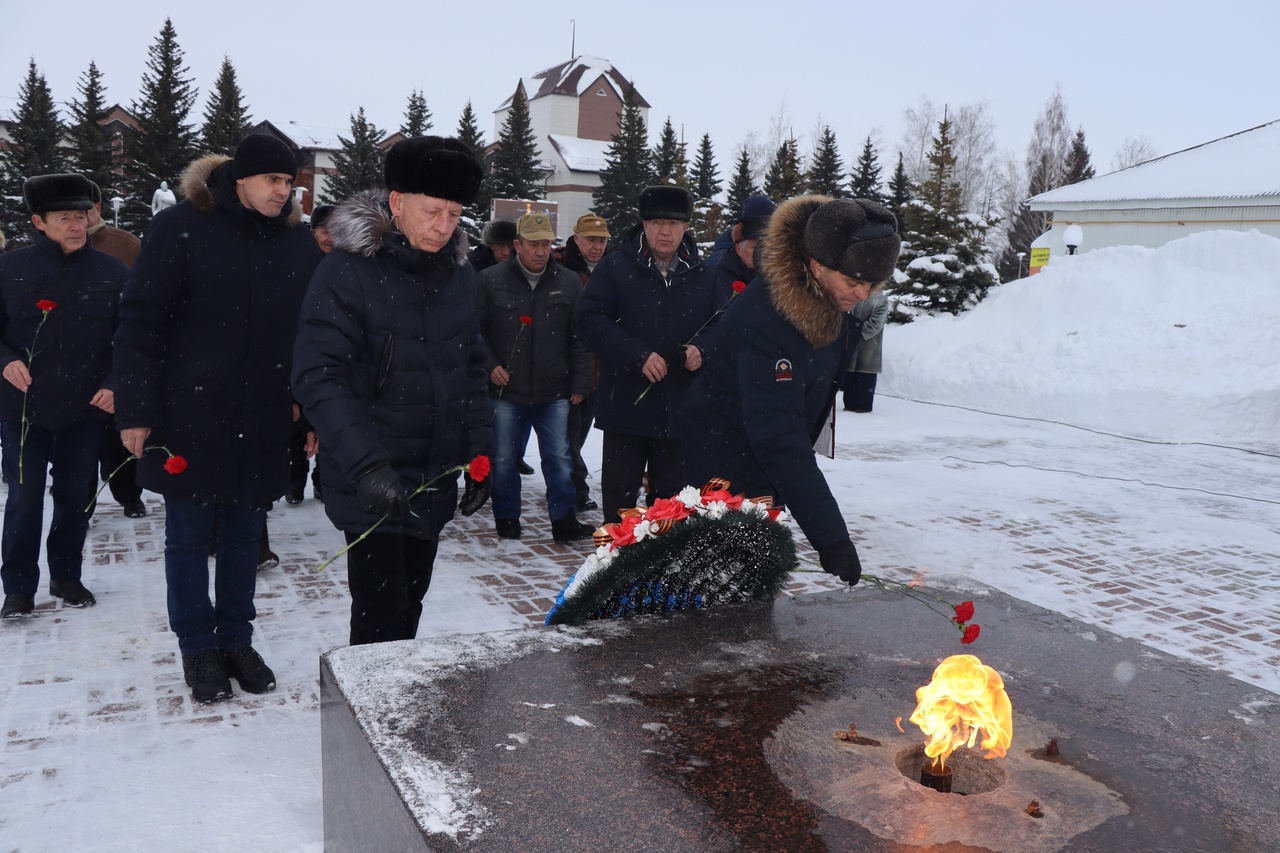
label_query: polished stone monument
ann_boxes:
[321,587,1277,851]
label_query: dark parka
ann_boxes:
[112,155,322,507]
[291,190,492,538]
[477,257,591,403]
[681,196,855,551]
[710,240,755,301]
[575,223,724,439]
[0,234,126,428]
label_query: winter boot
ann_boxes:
[1,593,35,618]
[183,650,233,704]
[495,518,522,540]
[551,513,594,543]
[50,579,96,607]
[220,646,276,694]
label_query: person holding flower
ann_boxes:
[681,197,901,586]
[291,136,494,646]
[576,186,725,524]
[477,213,594,543]
[0,174,126,618]
[113,135,322,702]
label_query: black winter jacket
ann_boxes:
[576,224,723,439]
[477,257,591,404]
[681,196,855,551]
[113,155,322,506]
[291,190,492,538]
[0,234,126,428]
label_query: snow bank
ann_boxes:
[882,230,1280,443]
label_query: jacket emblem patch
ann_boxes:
[775,359,793,382]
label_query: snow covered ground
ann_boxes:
[1,230,1277,851]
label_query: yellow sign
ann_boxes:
[1029,247,1051,268]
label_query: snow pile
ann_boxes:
[882,230,1280,443]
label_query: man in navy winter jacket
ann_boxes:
[0,174,126,618]
[681,197,901,586]
[576,186,725,523]
[113,135,322,702]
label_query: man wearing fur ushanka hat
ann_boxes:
[681,196,901,585]
[292,136,494,647]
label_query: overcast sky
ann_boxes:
[3,0,1277,179]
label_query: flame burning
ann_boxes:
[909,654,1012,771]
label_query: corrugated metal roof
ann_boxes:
[1030,118,1280,207]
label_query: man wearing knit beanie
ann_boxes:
[113,134,321,703]
[681,196,901,587]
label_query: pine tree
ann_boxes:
[653,117,682,184]
[200,56,252,156]
[690,133,721,202]
[889,113,999,317]
[1063,127,1096,185]
[490,85,543,201]
[403,89,433,137]
[762,138,803,201]
[323,107,385,203]
[725,148,756,221]
[456,100,491,240]
[592,86,654,237]
[887,152,912,224]
[0,60,66,245]
[806,126,846,197]
[126,18,200,224]
[67,61,116,199]
[849,136,885,203]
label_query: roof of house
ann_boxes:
[1030,118,1280,208]
[547,134,611,172]
[498,55,649,112]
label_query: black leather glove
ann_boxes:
[354,463,410,521]
[818,538,862,585]
[459,473,491,516]
[659,340,687,370]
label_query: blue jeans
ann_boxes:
[490,398,575,521]
[1,419,101,596]
[163,478,265,655]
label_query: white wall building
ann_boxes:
[1028,119,1280,260]
[493,56,649,236]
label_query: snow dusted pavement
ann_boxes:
[2,398,1279,851]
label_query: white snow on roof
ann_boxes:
[498,56,628,112]
[548,134,611,172]
[1031,119,1280,207]
[280,121,344,150]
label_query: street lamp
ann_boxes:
[1062,224,1084,255]
[1016,251,1026,279]
[110,196,124,228]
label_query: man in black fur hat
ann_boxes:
[681,197,902,586]
[113,134,322,702]
[0,174,127,618]
[292,136,493,646]
[577,186,725,523]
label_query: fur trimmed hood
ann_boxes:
[758,194,843,348]
[179,153,304,226]
[325,189,470,266]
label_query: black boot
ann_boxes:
[220,646,276,694]
[183,650,233,703]
[551,513,594,543]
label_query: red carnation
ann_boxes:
[468,454,491,483]
[732,280,747,294]
[36,299,57,312]
[163,454,188,475]
[953,601,975,624]
[519,315,533,325]
[961,624,981,644]
[644,496,693,523]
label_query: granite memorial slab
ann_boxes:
[321,586,1277,852]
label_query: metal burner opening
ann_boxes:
[894,744,1007,796]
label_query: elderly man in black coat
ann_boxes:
[113,135,322,702]
[0,174,127,619]
[681,196,901,587]
[291,137,493,646]
[576,186,725,523]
